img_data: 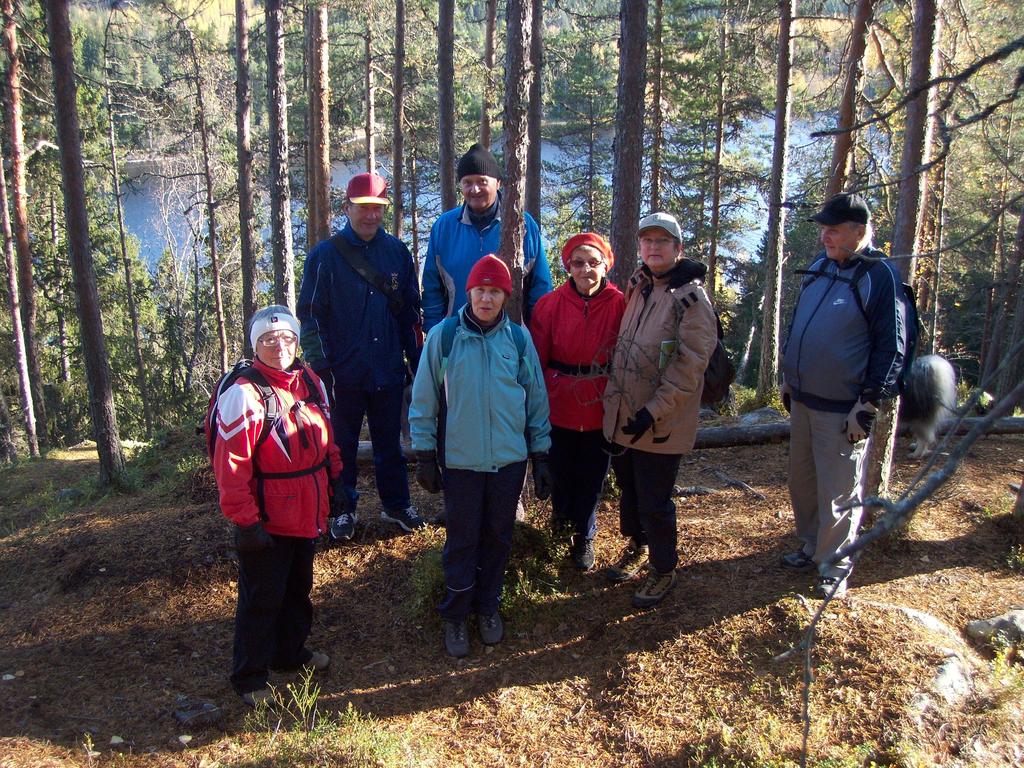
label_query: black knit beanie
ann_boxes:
[457,143,503,180]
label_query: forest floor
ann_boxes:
[0,427,1023,767]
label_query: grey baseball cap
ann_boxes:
[638,212,682,241]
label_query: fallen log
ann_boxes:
[356,417,1024,463]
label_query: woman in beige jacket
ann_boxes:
[602,212,718,608]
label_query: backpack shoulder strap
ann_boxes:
[329,233,405,318]
[240,366,279,447]
[509,322,528,362]
[439,315,461,379]
[298,364,323,408]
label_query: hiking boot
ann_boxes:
[605,542,649,583]
[329,512,357,542]
[815,574,849,599]
[571,536,596,571]
[303,650,330,672]
[381,506,427,533]
[632,569,677,608]
[240,687,272,708]
[478,612,504,645]
[780,550,815,570]
[444,619,469,658]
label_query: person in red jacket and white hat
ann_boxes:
[529,233,625,570]
[213,305,343,706]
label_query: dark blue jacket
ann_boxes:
[297,223,421,391]
[782,249,907,412]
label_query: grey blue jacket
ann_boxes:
[297,223,421,391]
[782,249,907,412]
[409,306,551,472]
[421,202,551,332]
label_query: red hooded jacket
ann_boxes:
[529,279,626,431]
[213,359,343,538]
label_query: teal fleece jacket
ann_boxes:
[409,306,552,472]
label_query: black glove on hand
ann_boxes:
[416,450,443,494]
[779,382,792,414]
[531,453,553,501]
[330,476,348,517]
[235,522,275,553]
[844,397,879,443]
[621,407,655,444]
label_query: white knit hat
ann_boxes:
[248,305,300,351]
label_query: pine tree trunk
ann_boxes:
[365,23,376,172]
[103,18,153,436]
[3,0,46,446]
[437,0,456,211]
[481,0,496,147]
[0,139,37,457]
[608,0,648,288]
[863,0,940,499]
[587,98,596,232]
[307,2,330,245]
[525,0,543,223]
[649,0,664,213]
[50,192,71,383]
[755,0,794,401]
[409,144,419,258]
[235,0,258,351]
[183,26,228,373]
[0,385,15,464]
[928,158,947,354]
[707,12,728,302]
[980,108,1014,377]
[392,0,405,238]
[46,0,125,485]
[824,0,875,198]
[499,0,533,325]
[266,0,295,311]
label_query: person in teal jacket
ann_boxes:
[410,255,553,658]
[421,143,552,332]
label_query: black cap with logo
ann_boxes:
[808,193,870,225]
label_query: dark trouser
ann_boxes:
[439,461,528,621]
[611,448,682,574]
[231,535,316,695]
[329,383,410,513]
[549,426,609,541]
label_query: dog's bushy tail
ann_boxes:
[899,355,957,426]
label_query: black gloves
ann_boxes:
[531,453,553,501]
[621,407,655,444]
[844,397,879,443]
[235,522,275,553]
[779,382,792,414]
[330,476,348,517]
[416,450,443,494]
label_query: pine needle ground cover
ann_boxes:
[0,430,1022,766]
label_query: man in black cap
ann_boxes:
[779,192,908,599]
[421,142,552,332]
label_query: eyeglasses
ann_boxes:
[258,333,298,347]
[569,258,605,271]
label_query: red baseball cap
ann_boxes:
[466,254,513,295]
[346,172,390,205]
[560,232,615,272]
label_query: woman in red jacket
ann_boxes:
[529,234,625,570]
[213,305,343,707]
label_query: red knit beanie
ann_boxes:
[560,232,615,272]
[466,254,513,295]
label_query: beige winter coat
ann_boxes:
[603,260,718,454]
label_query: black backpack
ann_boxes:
[674,289,736,406]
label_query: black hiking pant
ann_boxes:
[611,449,682,574]
[231,535,316,695]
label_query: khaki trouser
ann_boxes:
[787,400,866,579]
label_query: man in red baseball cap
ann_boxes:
[297,172,426,542]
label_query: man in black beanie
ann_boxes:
[422,142,552,332]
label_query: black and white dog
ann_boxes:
[899,355,957,458]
